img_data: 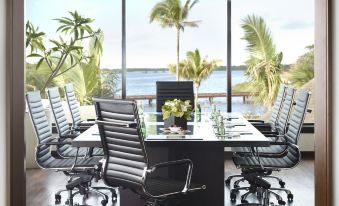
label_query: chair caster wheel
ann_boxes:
[101,199,108,206]
[112,193,118,203]
[225,179,231,186]
[287,193,294,202]
[279,180,286,188]
[241,199,248,204]
[278,200,286,205]
[230,192,237,203]
[55,194,61,204]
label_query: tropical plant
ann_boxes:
[150,0,200,80]
[53,34,120,105]
[26,11,103,94]
[241,14,283,107]
[287,45,314,87]
[168,49,220,107]
[162,99,193,120]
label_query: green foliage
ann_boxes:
[168,49,220,105]
[287,45,314,88]
[150,0,200,80]
[232,82,252,93]
[26,11,103,93]
[26,21,46,53]
[53,34,119,105]
[26,12,119,105]
[162,99,193,120]
[100,70,120,98]
[150,0,200,30]
[241,14,283,107]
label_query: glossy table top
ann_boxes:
[72,112,269,148]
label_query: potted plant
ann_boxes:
[162,99,193,129]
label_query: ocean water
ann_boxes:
[121,70,266,114]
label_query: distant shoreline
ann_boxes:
[102,65,290,72]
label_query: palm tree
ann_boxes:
[241,14,283,107]
[150,0,200,80]
[169,49,220,107]
[287,45,314,88]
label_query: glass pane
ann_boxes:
[126,0,227,112]
[232,0,314,121]
[26,0,122,100]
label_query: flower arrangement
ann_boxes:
[162,99,193,120]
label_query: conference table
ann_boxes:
[72,112,269,206]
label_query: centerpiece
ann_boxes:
[162,99,193,130]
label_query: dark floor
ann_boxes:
[26,157,314,206]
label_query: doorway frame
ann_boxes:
[6,0,332,205]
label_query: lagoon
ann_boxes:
[119,70,266,114]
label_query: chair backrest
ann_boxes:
[64,83,81,127]
[284,90,311,145]
[268,84,286,126]
[94,98,148,191]
[275,86,295,134]
[47,87,70,136]
[282,90,311,168]
[156,81,194,112]
[26,91,54,168]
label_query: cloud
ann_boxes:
[282,21,313,30]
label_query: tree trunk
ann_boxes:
[195,84,199,108]
[176,29,180,81]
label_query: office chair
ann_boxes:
[156,81,195,112]
[26,91,108,206]
[226,86,295,188]
[230,89,311,205]
[47,87,103,157]
[64,83,95,132]
[94,98,206,206]
[248,84,286,131]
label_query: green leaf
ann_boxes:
[27,53,43,58]
[36,58,44,70]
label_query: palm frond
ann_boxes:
[241,14,282,106]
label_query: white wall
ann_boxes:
[0,0,7,205]
[333,0,339,204]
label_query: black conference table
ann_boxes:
[72,112,269,206]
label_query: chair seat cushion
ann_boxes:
[145,177,205,196]
[92,147,104,156]
[58,145,88,157]
[39,156,102,169]
[231,144,286,154]
[232,149,299,169]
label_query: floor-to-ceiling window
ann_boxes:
[126,0,229,112]
[231,0,315,121]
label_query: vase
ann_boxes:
[164,116,187,130]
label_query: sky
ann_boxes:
[26,0,314,69]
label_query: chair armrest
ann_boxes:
[143,159,193,197]
[60,133,79,139]
[96,120,137,128]
[38,138,72,147]
[86,119,96,121]
[248,120,265,124]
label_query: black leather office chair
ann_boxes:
[226,86,295,188]
[230,90,311,205]
[156,81,194,112]
[248,84,286,130]
[94,98,206,206]
[26,91,108,205]
[64,83,95,131]
[47,87,103,157]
